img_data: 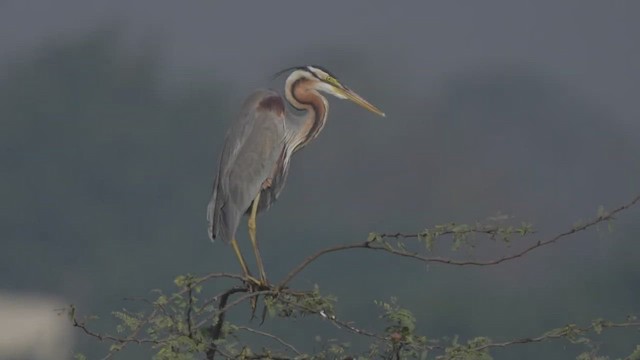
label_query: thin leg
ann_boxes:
[231,237,260,315]
[248,192,268,284]
[230,238,259,284]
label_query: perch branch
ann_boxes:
[280,195,640,287]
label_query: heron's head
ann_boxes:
[279,65,385,117]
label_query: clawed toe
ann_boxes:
[242,275,271,317]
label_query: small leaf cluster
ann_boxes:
[368,220,535,256]
[416,222,534,251]
[71,274,640,360]
[264,285,336,319]
[375,297,429,359]
[440,336,492,360]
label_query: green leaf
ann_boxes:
[174,275,186,287]
[626,345,640,360]
[592,318,604,334]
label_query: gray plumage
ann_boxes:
[206,66,384,259]
[207,89,291,243]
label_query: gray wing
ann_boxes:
[207,89,287,243]
[255,147,290,213]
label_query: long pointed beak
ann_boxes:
[341,87,386,117]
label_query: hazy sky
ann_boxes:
[2,2,639,358]
[2,1,639,129]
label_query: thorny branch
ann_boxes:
[278,296,385,340]
[237,326,302,355]
[280,194,640,286]
[69,305,163,360]
[71,301,640,359]
[205,286,247,359]
[475,319,640,351]
[70,194,640,359]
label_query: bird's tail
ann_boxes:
[207,188,238,244]
[206,196,217,242]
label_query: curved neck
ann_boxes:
[284,77,328,152]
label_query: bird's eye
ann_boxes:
[324,76,337,85]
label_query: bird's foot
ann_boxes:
[242,275,272,318]
[242,274,270,290]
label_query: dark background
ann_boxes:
[1,1,639,358]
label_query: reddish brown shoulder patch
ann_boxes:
[258,95,285,117]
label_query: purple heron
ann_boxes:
[207,65,385,286]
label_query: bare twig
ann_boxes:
[199,287,245,315]
[178,272,246,295]
[280,195,640,287]
[379,224,523,240]
[280,243,368,287]
[279,298,385,340]
[70,306,163,359]
[237,326,302,355]
[475,320,640,351]
[215,290,276,320]
[186,281,194,337]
